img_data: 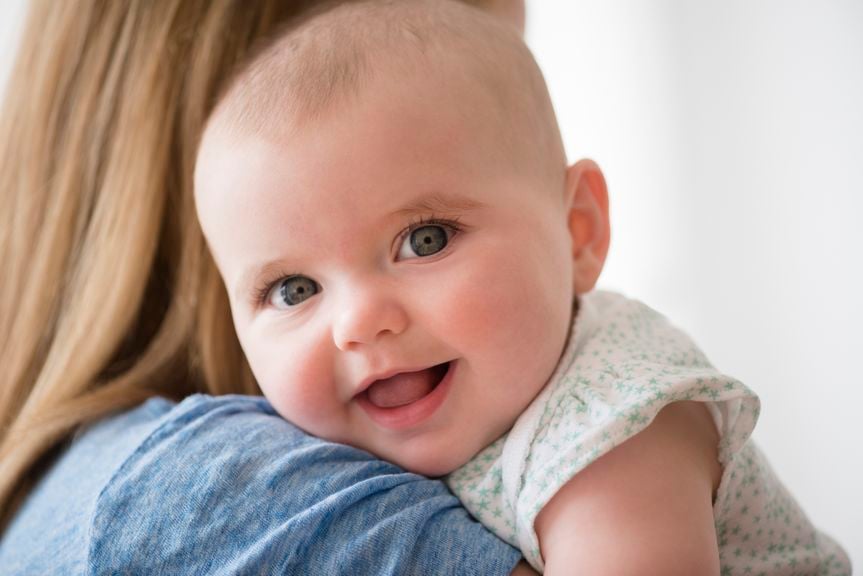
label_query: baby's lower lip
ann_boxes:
[356,362,455,431]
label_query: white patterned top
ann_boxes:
[446,291,850,574]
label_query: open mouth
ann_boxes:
[356,361,454,430]
[363,362,450,409]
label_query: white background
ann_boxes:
[526,1,862,567]
[2,0,860,567]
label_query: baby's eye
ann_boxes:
[268,275,319,309]
[397,224,452,260]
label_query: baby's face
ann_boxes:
[196,71,575,476]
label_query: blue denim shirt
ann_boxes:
[0,395,520,574]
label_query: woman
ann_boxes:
[0,0,534,573]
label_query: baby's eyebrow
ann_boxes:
[391,192,486,218]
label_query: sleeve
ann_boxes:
[449,292,762,571]
[87,395,521,576]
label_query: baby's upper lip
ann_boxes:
[355,362,450,397]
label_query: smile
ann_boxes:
[356,361,454,431]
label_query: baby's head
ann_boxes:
[195,0,610,476]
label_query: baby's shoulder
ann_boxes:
[521,289,760,510]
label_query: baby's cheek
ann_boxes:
[437,259,528,353]
[437,237,571,397]
[246,329,338,434]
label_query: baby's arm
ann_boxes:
[535,401,722,575]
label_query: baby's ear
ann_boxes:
[565,159,610,294]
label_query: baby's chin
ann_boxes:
[397,456,462,479]
[373,433,503,479]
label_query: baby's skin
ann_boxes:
[195,2,730,573]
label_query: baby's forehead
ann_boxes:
[214,2,534,133]
[200,0,564,190]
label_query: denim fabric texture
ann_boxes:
[0,395,520,575]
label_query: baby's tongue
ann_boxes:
[366,368,439,408]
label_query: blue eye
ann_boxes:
[398,224,450,259]
[269,275,319,308]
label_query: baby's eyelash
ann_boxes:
[251,269,294,308]
[400,214,465,240]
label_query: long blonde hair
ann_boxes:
[0,0,504,532]
[0,0,321,531]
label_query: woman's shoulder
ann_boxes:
[91,394,422,570]
[91,394,521,574]
[3,394,520,575]
[0,395,286,573]
[0,395,362,573]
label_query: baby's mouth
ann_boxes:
[364,362,450,409]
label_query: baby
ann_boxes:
[194,1,850,573]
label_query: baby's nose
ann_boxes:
[331,281,409,350]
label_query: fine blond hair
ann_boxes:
[210,0,563,184]
[0,0,508,535]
